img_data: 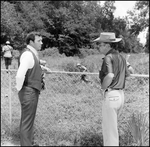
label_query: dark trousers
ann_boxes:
[4,57,12,69]
[18,86,39,146]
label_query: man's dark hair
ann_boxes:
[109,42,118,49]
[109,41,124,52]
[25,32,42,45]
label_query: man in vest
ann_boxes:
[2,41,13,72]
[15,32,50,146]
[93,32,134,146]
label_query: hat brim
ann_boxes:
[93,37,122,43]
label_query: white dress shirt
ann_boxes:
[2,45,13,58]
[15,45,39,91]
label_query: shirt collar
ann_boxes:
[105,49,118,56]
[27,45,39,60]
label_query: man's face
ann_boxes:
[31,35,43,50]
[98,42,109,54]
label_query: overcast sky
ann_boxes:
[101,1,136,18]
[113,1,136,18]
[101,1,147,45]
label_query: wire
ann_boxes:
[1,68,149,77]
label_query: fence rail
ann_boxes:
[1,68,149,77]
[1,68,149,146]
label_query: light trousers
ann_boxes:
[102,89,124,146]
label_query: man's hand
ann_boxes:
[41,65,51,73]
[40,59,51,73]
[101,73,114,89]
[40,59,46,66]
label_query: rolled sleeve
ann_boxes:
[105,56,113,73]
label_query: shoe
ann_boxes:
[32,144,39,146]
[5,94,8,97]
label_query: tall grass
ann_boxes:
[128,111,149,146]
[1,50,149,146]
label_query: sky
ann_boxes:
[101,1,136,18]
[113,1,136,18]
[101,1,147,45]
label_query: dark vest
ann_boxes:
[18,48,42,91]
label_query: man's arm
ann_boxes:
[2,46,6,52]
[10,46,13,57]
[126,61,134,74]
[101,73,114,89]
[101,56,114,90]
[125,54,134,76]
[15,51,34,91]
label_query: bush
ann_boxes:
[12,50,20,59]
[119,111,149,146]
[81,54,103,72]
[60,57,80,72]
[79,48,100,58]
[39,47,64,58]
[74,129,103,146]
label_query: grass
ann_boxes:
[1,51,149,146]
[127,111,149,146]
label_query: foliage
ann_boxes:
[1,1,23,45]
[1,1,149,55]
[127,1,149,52]
[57,34,81,56]
[60,56,80,72]
[145,28,149,53]
[74,130,103,146]
[79,48,100,58]
[127,1,149,33]
[127,111,149,146]
[39,47,60,57]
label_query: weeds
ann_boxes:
[127,111,149,146]
[1,52,149,146]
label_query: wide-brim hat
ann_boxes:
[93,32,122,43]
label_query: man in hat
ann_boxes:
[93,32,134,146]
[2,41,13,72]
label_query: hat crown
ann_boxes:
[93,32,122,42]
[100,32,116,41]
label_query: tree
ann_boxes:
[1,1,23,37]
[100,1,116,31]
[1,0,144,54]
[127,1,149,36]
[145,28,149,53]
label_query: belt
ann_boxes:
[105,88,123,92]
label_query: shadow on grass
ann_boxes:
[74,130,103,146]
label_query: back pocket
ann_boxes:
[105,90,121,109]
[107,95,119,101]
